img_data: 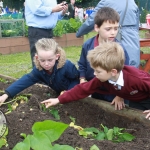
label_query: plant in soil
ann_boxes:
[13,120,74,150]
[1,77,150,150]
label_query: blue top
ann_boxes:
[25,0,62,29]
[78,35,129,81]
[5,60,79,98]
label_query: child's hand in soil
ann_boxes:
[111,96,125,110]
[143,110,150,120]
[41,98,59,108]
[0,94,8,106]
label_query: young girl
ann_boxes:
[0,38,79,104]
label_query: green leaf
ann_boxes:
[30,132,52,150]
[13,135,31,150]
[32,120,68,142]
[95,131,105,140]
[52,144,75,150]
[69,116,76,123]
[90,144,100,150]
[49,108,60,120]
[106,129,113,140]
[0,138,7,148]
[122,133,135,141]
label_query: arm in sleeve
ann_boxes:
[58,78,102,103]
[26,0,53,16]
[5,68,41,98]
[76,0,106,37]
[78,45,88,78]
[65,60,79,79]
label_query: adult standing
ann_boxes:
[68,0,75,19]
[25,0,67,67]
[76,0,140,68]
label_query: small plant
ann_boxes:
[0,78,10,84]
[69,116,76,123]
[40,104,60,120]
[90,145,100,150]
[13,120,74,150]
[78,124,135,143]
[0,128,8,148]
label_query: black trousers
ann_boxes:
[28,27,53,67]
[129,98,150,110]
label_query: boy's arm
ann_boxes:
[41,77,102,106]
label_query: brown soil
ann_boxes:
[0,79,150,150]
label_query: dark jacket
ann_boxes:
[68,3,75,19]
[5,60,79,97]
[78,35,129,81]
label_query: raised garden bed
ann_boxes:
[0,74,150,150]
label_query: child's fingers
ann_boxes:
[143,110,150,113]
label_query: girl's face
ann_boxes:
[37,49,59,71]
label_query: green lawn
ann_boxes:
[0,31,149,78]
[0,32,97,79]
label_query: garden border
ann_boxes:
[0,73,149,127]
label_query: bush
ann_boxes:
[53,18,82,37]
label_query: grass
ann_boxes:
[0,32,97,79]
[0,31,149,78]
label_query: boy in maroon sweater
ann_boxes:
[41,42,150,120]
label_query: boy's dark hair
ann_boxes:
[94,7,120,27]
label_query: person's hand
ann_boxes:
[0,94,8,106]
[111,96,125,110]
[143,110,150,120]
[62,4,68,15]
[80,78,87,84]
[52,3,67,13]
[41,98,60,108]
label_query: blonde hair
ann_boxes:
[87,42,125,72]
[34,38,66,70]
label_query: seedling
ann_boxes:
[69,116,76,123]
[3,94,32,105]
[40,104,60,120]
[0,78,9,84]
[78,124,135,143]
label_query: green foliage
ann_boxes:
[79,124,135,143]
[53,18,82,37]
[0,78,10,84]
[41,104,60,120]
[69,116,76,123]
[90,145,100,150]
[13,120,74,150]
[0,128,8,148]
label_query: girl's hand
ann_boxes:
[111,96,125,110]
[143,110,150,120]
[0,94,8,106]
[41,98,59,108]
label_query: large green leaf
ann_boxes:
[52,144,75,150]
[32,120,68,142]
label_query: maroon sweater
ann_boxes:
[58,66,150,103]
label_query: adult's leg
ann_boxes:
[28,27,53,67]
